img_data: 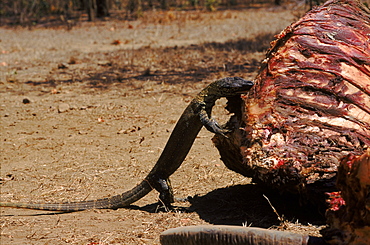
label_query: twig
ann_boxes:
[263,194,284,223]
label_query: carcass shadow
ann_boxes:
[137,183,326,228]
[186,184,326,227]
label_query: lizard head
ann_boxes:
[215,77,254,97]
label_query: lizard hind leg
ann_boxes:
[158,178,174,209]
[148,177,175,210]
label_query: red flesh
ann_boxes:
[323,150,370,244]
[214,0,370,195]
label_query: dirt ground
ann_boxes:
[1,6,326,245]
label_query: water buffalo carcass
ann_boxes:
[213,0,370,202]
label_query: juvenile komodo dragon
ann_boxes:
[0,77,253,211]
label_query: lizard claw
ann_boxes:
[201,117,230,137]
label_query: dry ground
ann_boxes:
[1,7,325,245]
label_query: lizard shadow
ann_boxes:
[134,184,326,228]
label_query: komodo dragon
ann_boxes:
[0,77,253,211]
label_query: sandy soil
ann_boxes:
[1,7,325,244]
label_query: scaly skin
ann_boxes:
[0,77,253,211]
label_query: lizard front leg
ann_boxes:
[194,77,253,137]
[198,104,230,137]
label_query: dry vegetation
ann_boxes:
[1,6,327,245]
[1,0,369,27]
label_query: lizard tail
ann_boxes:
[0,180,152,211]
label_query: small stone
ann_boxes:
[22,98,31,104]
[97,60,112,66]
[58,103,70,113]
[58,63,69,69]
[117,129,126,134]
